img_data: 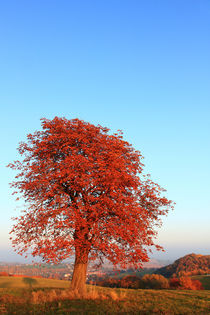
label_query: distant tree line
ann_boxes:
[95,274,203,290]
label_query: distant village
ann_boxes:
[0,259,166,282]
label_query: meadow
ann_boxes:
[0,276,209,314]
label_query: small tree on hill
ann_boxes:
[8,117,173,295]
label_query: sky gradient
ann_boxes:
[0,0,210,262]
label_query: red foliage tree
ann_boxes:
[169,277,203,290]
[8,117,173,294]
[191,280,203,290]
[179,277,204,290]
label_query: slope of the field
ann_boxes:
[0,276,70,289]
[0,277,210,314]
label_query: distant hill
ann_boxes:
[101,258,171,271]
[142,258,172,269]
[155,253,210,278]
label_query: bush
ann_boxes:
[169,278,180,289]
[179,277,203,290]
[120,275,142,289]
[192,280,204,290]
[96,276,144,289]
[96,278,120,288]
[169,277,203,290]
[142,274,169,289]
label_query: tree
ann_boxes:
[8,117,173,295]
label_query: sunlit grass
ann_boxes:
[0,277,209,314]
[0,276,70,289]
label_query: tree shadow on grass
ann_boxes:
[22,277,38,289]
[0,282,10,288]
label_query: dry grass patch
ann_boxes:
[30,287,127,304]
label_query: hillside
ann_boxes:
[156,253,210,278]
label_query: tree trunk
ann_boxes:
[71,248,88,296]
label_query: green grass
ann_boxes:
[0,277,210,314]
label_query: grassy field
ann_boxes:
[0,276,70,289]
[0,276,209,314]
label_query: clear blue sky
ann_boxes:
[0,0,209,263]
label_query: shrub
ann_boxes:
[142,274,169,289]
[119,275,142,289]
[192,280,203,290]
[96,276,145,289]
[96,278,120,288]
[169,278,180,289]
[179,277,203,290]
[169,277,203,290]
